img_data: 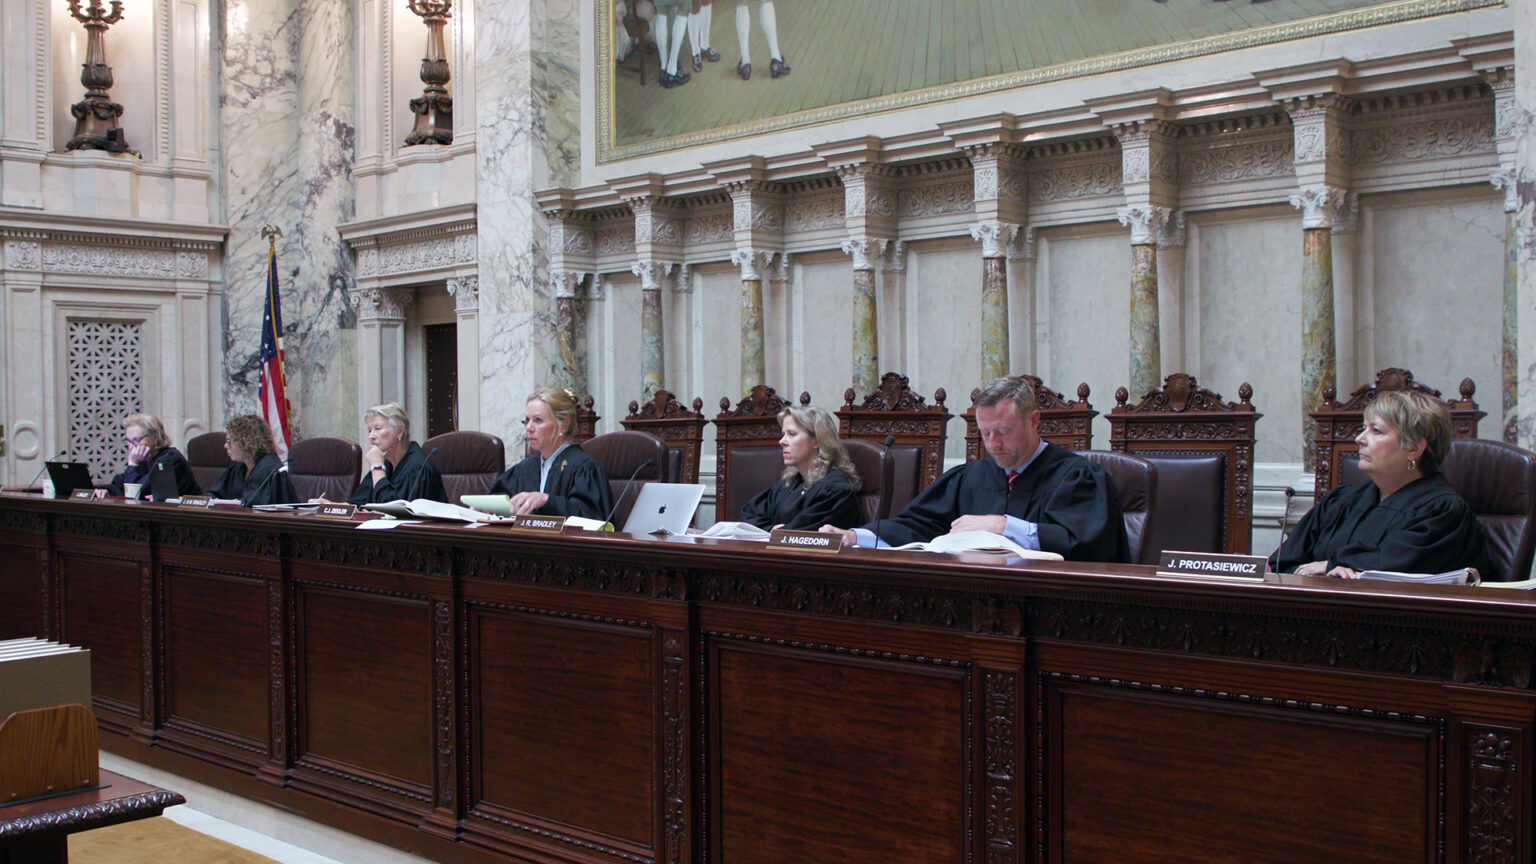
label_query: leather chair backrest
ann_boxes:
[842,439,892,523]
[425,431,506,505]
[1440,438,1536,582]
[584,430,669,528]
[1138,453,1224,560]
[724,446,786,523]
[885,444,927,517]
[1082,451,1158,565]
[1336,452,1367,489]
[186,432,231,492]
[288,437,363,502]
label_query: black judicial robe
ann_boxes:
[105,446,199,498]
[489,445,612,520]
[208,453,298,506]
[1270,474,1492,577]
[739,469,862,531]
[348,441,448,505]
[864,443,1129,562]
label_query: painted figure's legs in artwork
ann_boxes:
[735,0,788,81]
[689,0,718,73]
[657,3,691,87]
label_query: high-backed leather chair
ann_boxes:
[1108,373,1261,556]
[1082,450,1159,565]
[584,430,669,528]
[287,437,363,502]
[424,430,506,504]
[842,438,893,523]
[836,373,951,519]
[1440,439,1536,582]
[1309,368,1485,498]
[185,432,231,492]
[714,386,805,524]
[621,390,707,484]
[964,376,1096,459]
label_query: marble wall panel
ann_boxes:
[1191,210,1302,464]
[906,238,984,460]
[1041,225,1129,451]
[599,271,644,420]
[221,0,359,440]
[1365,190,1504,415]
[694,265,743,408]
[788,251,853,407]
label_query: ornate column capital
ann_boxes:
[883,240,907,273]
[1288,185,1349,230]
[551,270,582,299]
[1006,226,1038,263]
[675,263,693,293]
[771,253,793,287]
[840,237,889,271]
[588,273,606,301]
[352,286,414,322]
[1491,171,1519,214]
[969,222,1019,259]
[631,260,676,291]
[446,275,479,312]
[1116,206,1171,245]
[1155,212,1187,249]
[729,249,776,281]
[1281,93,1353,188]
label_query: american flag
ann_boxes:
[259,241,292,460]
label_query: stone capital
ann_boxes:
[1288,185,1349,230]
[588,273,606,301]
[675,263,693,293]
[883,240,907,273]
[1491,170,1519,214]
[352,286,414,322]
[1116,206,1171,245]
[840,237,889,271]
[446,275,479,312]
[550,270,581,300]
[1155,212,1186,249]
[631,260,676,291]
[1007,227,1038,263]
[730,249,777,281]
[969,222,1019,259]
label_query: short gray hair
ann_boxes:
[973,376,1037,417]
[364,402,409,437]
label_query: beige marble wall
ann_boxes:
[1360,188,1504,409]
[906,239,985,459]
[788,251,852,405]
[1189,208,1303,463]
[1041,225,1129,451]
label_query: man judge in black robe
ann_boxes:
[823,376,1129,562]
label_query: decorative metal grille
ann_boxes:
[67,320,143,483]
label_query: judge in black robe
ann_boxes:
[740,468,861,531]
[349,441,448,505]
[1271,475,1489,577]
[490,444,613,520]
[102,413,199,498]
[830,377,1127,563]
[210,453,298,506]
[1270,388,1490,579]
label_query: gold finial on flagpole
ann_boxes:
[260,224,283,247]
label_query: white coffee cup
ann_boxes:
[122,483,143,500]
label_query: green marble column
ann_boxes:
[853,267,878,394]
[980,256,1009,381]
[741,276,764,394]
[641,286,664,398]
[555,293,579,390]
[1129,243,1160,399]
[1504,208,1518,443]
[1301,227,1337,472]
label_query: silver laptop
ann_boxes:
[621,483,705,535]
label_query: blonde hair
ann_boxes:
[225,415,277,462]
[527,386,580,439]
[1364,390,1452,475]
[364,402,410,437]
[123,413,170,449]
[778,404,859,488]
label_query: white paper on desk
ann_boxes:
[362,499,505,523]
[253,502,321,512]
[355,519,424,530]
[1358,567,1479,586]
[889,530,1064,560]
[693,521,772,541]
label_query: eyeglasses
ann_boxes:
[125,435,145,444]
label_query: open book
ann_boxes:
[889,530,1064,560]
[1356,567,1480,586]
[361,499,507,523]
[693,521,773,541]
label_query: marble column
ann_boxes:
[1117,207,1169,399]
[551,271,582,392]
[841,238,882,394]
[446,276,481,430]
[970,223,1017,381]
[1291,186,1345,472]
[632,261,670,399]
[1156,214,1186,375]
[1495,172,1519,443]
[730,250,771,394]
[222,0,358,437]
[352,287,413,409]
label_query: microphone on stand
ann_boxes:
[602,458,656,531]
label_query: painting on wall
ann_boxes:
[596,0,1502,163]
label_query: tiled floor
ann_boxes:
[100,753,432,864]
